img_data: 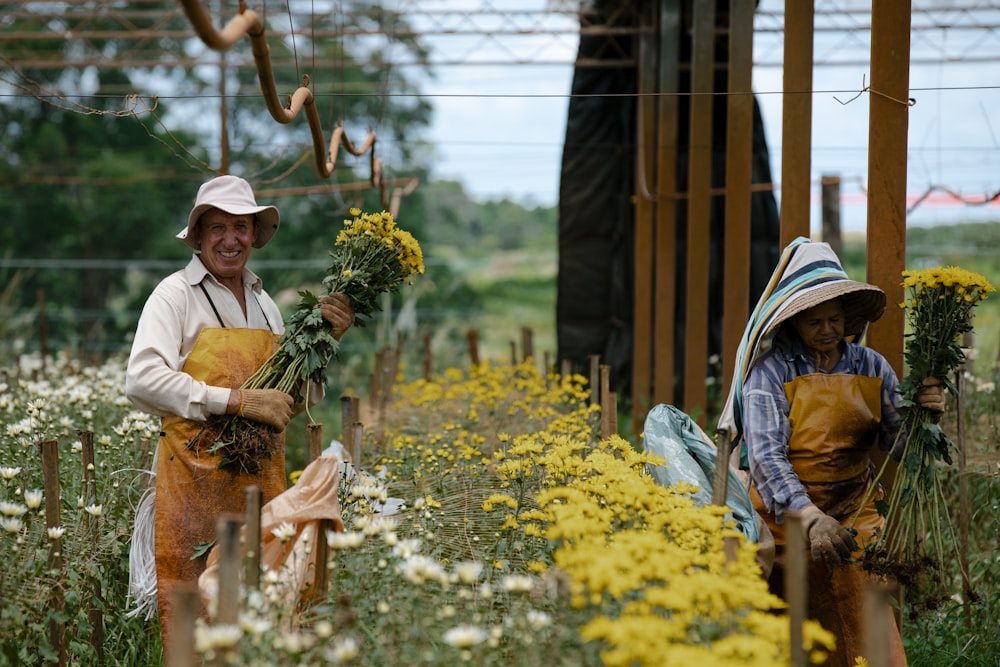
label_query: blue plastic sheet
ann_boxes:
[642,404,759,542]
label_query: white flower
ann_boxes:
[500,574,535,593]
[313,620,334,639]
[47,526,66,540]
[84,504,103,517]
[525,609,552,629]
[397,554,448,586]
[0,501,27,517]
[194,623,242,652]
[442,624,488,649]
[376,600,391,614]
[391,538,422,559]
[23,490,43,509]
[238,614,271,636]
[1,517,24,534]
[328,636,359,663]
[327,530,365,549]
[271,521,297,543]
[454,560,483,585]
[0,466,21,480]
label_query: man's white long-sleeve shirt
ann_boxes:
[125,255,284,421]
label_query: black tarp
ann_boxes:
[556,0,781,403]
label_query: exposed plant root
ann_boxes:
[187,415,281,475]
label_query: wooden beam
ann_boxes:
[779,1,815,246]
[683,0,715,422]
[865,0,912,377]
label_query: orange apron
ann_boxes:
[750,372,907,667]
[154,327,286,649]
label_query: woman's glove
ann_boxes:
[318,293,355,341]
[800,504,858,564]
[237,389,294,431]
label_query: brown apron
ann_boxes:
[750,372,907,667]
[154,327,286,648]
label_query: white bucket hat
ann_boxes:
[176,175,280,250]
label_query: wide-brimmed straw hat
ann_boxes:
[762,241,886,340]
[176,175,280,250]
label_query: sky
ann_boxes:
[411,1,1000,235]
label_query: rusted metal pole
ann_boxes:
[779,1,815,247]
[865,0,911,376]
[631,0,657,423]
[683,0,715,424]
[721,0,756,395]
[652,0,681,410]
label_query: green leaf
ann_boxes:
[191,541,215,560]
[874,499,890,517]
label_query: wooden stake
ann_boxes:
[215,513,243,625]
[785,511,807,667]
[244,485,262,591]
[311,518,334,606]
[863,584,892,667]
[352,421,364,468]
[588,355,601,406]
[39,439,66,666]
[308,422,324,462]
[560,358,571,380]
[78,429,105,663]
[600,390,618,439]
[466,330,480,366]
[167,584,200,667]
[422,333,432,381]
[712,430,731,506]
[509,340,517,366]
[521,326,534,362]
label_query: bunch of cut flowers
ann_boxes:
[858,266,993,588]
[194,208,424,473]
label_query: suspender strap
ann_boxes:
[198,283,226,328]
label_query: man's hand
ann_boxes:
[318,293,354,341]
[800,504,858,564]
[916,377,946,419]
[237,389,294,431]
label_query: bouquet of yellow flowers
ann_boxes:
[860,266,993,586]
[196,208,424,473]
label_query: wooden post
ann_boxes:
[352,421,364,469]
[78,430,105,663]
[340,394,354,454]
[39,439,66,666]
[683,0,715,424]
[631,0,657,426]
[863,585,892,667]
[311,518,334,605]
[820,175,843,259]
[543,351,552,389]
[509,340,517,366]
[588,354,601,406]
[712,431,731,506]
[785,512,807,667]
[652,0,680,411]
[521,326,534,362]
[167,584,201,667]
[37,288,49,374]
[600,391,617,439]
[721,0,755,395]
[215,513,243,625]
[866,0,911,376]
[244,485,262,591]
[422,333,432,381]
[308,422,323,462]
[560,358,571,381]
[780,0,815,246]
[466,330,480,366]
[956,367,972,607]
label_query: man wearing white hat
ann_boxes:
[732,239,944,666]
[125,175,354,653]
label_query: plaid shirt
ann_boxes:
[741,337,904,522]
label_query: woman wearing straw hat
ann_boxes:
[124,175,355,656]
[739,240,944,666]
